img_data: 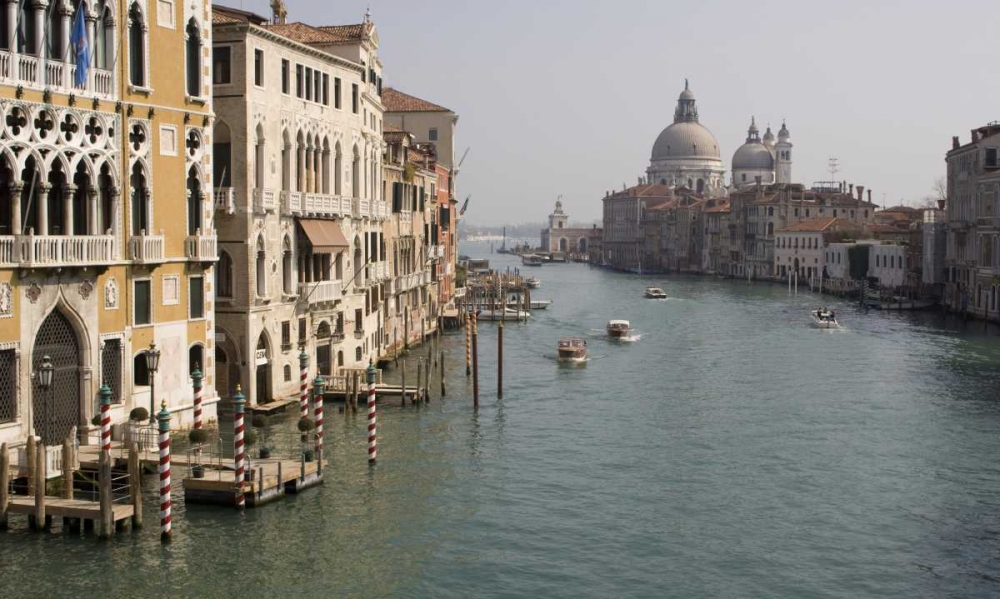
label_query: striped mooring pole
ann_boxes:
[191,364,203,464]
[299,347,309,419]
[157,400,172,542]
[99,383,112,453]
[233,385,246,509]
[313,374,324,457]
[366,360,377,465]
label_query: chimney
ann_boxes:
[856,185,865,202]
[838,182,843,192]
[972,129,980,143]
[937,199,946,210]
[952,136,960,150]
[867,189,872,203]
[849,184,853,195]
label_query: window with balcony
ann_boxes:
[128,3,147,87]
[130,163,150,235]
[213,46,231,84]
[352,146,360,198]
[213,120,232,186]
[185,19,201,97]
[254,123,265,189]
[189,276,204,319]
[334,143,343,195]
[187,166,202,235]
[298,317,306,343]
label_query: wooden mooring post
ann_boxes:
[62,438,75,530]
[497,320,504,399]
[26,435,36,497]
[416,357,423,403]
[401,359,407,406]
[440,350,446,397]
[129,442,142,529]
[32,442,47,530]
[472,313,480,409]
[424,356,431,403]
[97,450,113,539]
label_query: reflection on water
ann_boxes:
[3,242,1000,598]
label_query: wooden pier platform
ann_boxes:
[6,497,133,523]
[76,441,194,472]
[249,398,299,416]
[183,458,322,507]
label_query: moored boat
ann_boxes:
[607,320,631,339]
[526,276,541,288]
[644,287,667,299]
[810,308,840,329]
[522,254,543,267]
[557,338,587,362]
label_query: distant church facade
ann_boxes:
[540,201,598,254]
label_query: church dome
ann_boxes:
[732,142,774,170]
[651,121,721,160]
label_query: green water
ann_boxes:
[3,243,1000,598]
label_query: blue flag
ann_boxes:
[70,9,89,88]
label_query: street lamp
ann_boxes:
[145,341,161,426]
[37,355,53,443]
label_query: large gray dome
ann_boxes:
[651,122,721,160]
[732,142,774,170]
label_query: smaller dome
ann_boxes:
[732,142,774,171]
[762,125,775,145]
[678,78,695,101]
[778,120,790,141]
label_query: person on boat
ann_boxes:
[830,311,836,320]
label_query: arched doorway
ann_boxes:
[559,238,567,252]
[579,237,588,253]
[316,321,331,375]
[215,347,229,400]
[254,333,271,405]
[33,310,81,445]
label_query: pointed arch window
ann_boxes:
[282,236,293,295]
[255,236,267,297]
[186,18,201,97]
[128,3,147,87]
[216,250,233,298]
[130,162,149,235]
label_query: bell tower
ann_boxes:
[549,199,568,229]
[775,121,793,184]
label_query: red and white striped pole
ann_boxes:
[156,400,172,542]
[366,360,377,464]
[233,385,246,509]
[299,348,309,420]
[313,375,324,457]
[99,383,112,453]
[191,364,203,463]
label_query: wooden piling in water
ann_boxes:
[33,443,46,530]
[401,359,407,406]
[61,439,73,500]
[26,435,36,497]
[472,314,480,409]
[98,450,113,538]
[129,442,142,529]
[0,443,8,530]
[498,320,504,399]
[440,351,446,397]
[424,357,431,403]
[416,358,423,403]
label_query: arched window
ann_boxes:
[352,145,360,198]
[128,3,146,87]
[334,143,343,195]
[133,353,150,386]
[94,1,114,70]
[216,251,233,298]
[187,166,202,235]
[186,19,201,97]
[283,364,292,381]
[282,236,293,295]
[355,347,362,362]
[46,1,62,62]
[189,344,204,376]
[130,162,149,235]
[337,350,344,367]
[255,236,266,297]
[17,1,34,55]
[214,120,232,187]
[767,222,773,236]
[281,129,291,192]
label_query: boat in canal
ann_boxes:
[526,276,541,288]
[644,287,667,299]
[522,254,543,267]
[810,308,840,329]
[557,338,587,362]
[607,320,631,339]
[477,308,531,321]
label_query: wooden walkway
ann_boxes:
[7,497,133,522]
[184,458,322,507]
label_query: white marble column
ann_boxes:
[63,184,76,235]
[36,182,50,234]
[87,188,98,234]
[10,182,22,235]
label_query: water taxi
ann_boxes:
[644,287,667,299]
[607,320,631,339]
[526,276,541,288]
[522,254,543,267]
[557,338,587,362]
[810,308,840,329]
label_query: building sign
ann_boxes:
[255,348,268,365]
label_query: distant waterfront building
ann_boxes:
[773,217,862,280]
[922,206,947,291]
[647,81,726,197]
[540,200,595,255]
[601,184,674,271]
[944,123,1000,319]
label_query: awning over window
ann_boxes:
[297,219,349,253]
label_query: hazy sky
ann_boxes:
[218,0,999,226]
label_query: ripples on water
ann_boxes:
[4,244,1000,598]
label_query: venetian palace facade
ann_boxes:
[0,0,217,450]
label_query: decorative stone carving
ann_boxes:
[25,282,41,304]
[79,279,94,299]
[104,277,119,309]
[0,282,11,317]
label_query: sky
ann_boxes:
[218,0,1000,226]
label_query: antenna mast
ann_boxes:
[827,157,840,181]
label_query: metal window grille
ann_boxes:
[0,349,15,424]
[33,311,80,445]
[101,339,123,404]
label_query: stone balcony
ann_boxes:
[0,51,115,98]
[281,191,352,217]
[214,188,236,215]
[253,189,277,214]
[301,279,343,306]
[428,245,444,260]
[184,230,218,262]
[0,234,116,268]
[128,231,165,264]
[367,262,390,281]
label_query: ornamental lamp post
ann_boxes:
[37,355,53,443]
[145,341,161,426]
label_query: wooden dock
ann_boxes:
[183,458,322,507]
[6,497,133,523]
[249,398,299,416]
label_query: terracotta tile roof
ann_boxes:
[608,184,674,200]
[266,22,343,44]
[382,88,451,113]
[384,124,403,132]
[383,129,408,144]
[316,24,370,43]
[865,223,908,234]
[704,201,731,213]
[212,6,267,25]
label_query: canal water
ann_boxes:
[4,242,1000,598]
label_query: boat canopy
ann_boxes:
[608,320,630,327]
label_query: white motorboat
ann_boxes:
[607,320,631,339]
[522,255,543,267]
[810,308,840,329]
[644,287,667,299]
[526,277,541,288]
[477,308,531,321]
[557,338,587,362]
